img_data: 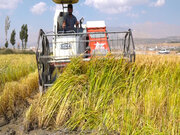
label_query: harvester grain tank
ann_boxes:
[36,0,136,92]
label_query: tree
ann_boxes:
[10,29,16,49]
[5,16,10,43]
[20,25,25,49]
[19,24,28,49]
[24,24,28,49]
[5,41,8,48]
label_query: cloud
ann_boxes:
[84,0,165,14]
[31,2,47,15]
[85,0,149,14]
[50,5,63,12]
[141,10,146,14]
[152,0,165,7]
[126,10,147,18]
[127,13,139,18]
[0,0,22,9]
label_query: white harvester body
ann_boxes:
[52,10,108,58]
[53,36,78,57]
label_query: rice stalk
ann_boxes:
[25,55,180,134]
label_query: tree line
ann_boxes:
[4,16,28,49]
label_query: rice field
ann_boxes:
[0,55,37,93]
[25,55,180,135]
[0,54,38,122]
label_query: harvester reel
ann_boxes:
[36,54,43,86]
[36,29,53,92]
[129,53,136,62]
[123,29,136,62]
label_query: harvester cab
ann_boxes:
[36,0,136,93]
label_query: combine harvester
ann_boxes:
[36,0,136,92]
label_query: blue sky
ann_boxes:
[0,0,180,47]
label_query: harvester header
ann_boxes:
[52,0,79,4]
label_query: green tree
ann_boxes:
[24,24,28,49]
[5,16,10,42]
[10,29,16,49]
[5,41,8,48]
[19,24,28,49]
[20,25,25,49]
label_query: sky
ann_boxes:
[0,0,180,47]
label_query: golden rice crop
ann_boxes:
[26,55,180,134]
[0,71,38,120]
[0,54,36,92]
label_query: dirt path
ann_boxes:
[0,111,85,135]
[0,116,79,135]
